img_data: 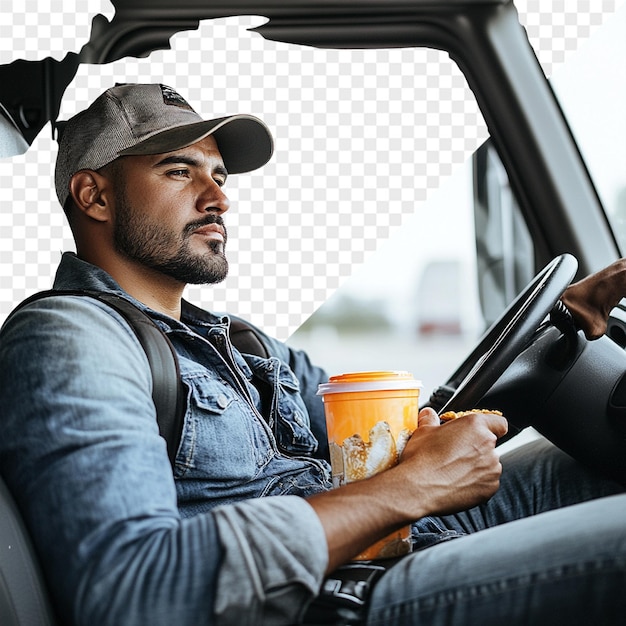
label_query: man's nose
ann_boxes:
[197,179,230,214]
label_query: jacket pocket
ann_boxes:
[174,371,270,480]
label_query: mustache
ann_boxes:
[184,215,227,241]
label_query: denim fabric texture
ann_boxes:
[0,253,330,625]
[368,438,626,625]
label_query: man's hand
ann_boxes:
[392,407,508,517]
[561,258,626,340]
[307,407,508,571]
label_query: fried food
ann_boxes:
[440,408,503,422]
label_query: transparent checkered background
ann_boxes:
[0,1,622,339]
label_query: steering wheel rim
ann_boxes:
[438,253,579,415]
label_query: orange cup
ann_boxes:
[317,371,421,560]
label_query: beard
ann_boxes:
[112,190,229,285]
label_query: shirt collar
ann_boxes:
[52,252,226,327]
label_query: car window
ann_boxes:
[0,5,623,401]
[287,5,626,397]
[0,14,489,351]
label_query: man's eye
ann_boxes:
[214,177,226,187]
[168,169,189,177]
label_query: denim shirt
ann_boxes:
[0,253,331,626]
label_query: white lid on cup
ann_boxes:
[317,371,423,396]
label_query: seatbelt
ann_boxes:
[4,290,268,468]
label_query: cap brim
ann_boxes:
[118,114,273,174]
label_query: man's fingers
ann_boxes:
[418,407,440,428]
[561,258,626,341]
[483,412,509,439]
[437,409,509,439]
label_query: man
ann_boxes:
[0,83,625,625]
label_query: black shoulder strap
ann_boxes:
[229,316,270,360]
[5,290,184,467]
[95,293,185,467]
[5,290,270,470]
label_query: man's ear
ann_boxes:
[68,170,112,222]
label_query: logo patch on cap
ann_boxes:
[160,84,194,111]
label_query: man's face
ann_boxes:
[110,135,231,285]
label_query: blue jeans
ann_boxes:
[367,438,626,625]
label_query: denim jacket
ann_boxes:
[0,253,332,626]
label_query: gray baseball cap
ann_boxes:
[55,83,274,207]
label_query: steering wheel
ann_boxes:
[436,253,579,415]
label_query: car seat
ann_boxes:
[0,475,57,625]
